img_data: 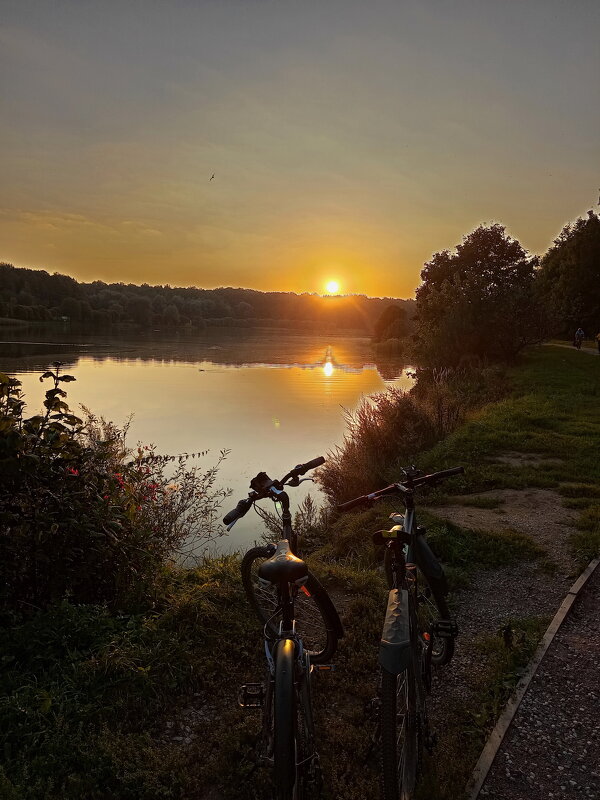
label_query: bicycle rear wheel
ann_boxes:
[384,548,454,666]
[241,546,340,663]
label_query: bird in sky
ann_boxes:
[210,174,215,181]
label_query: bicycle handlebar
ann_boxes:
[298,456,326,473]
[281,455,325,483]
[336,466,464,513]
[222,456,326,526]
[223,497,254,526]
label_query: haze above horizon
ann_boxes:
[1,0,599,299]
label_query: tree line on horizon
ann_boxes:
[1,208,598,358]
[0,265,414,335]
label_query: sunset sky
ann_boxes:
[1,0,599,298]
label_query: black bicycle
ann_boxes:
[224,457,343,799]
[337,466,463,800]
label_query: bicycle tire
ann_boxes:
[380,654,420,800]
[384,548,455,666]
[274,638,296,800]
[241,546,340,663]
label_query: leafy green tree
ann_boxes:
[60,296,82,321]
[415,224,541,365]
[537,210,600,336]
[162,303,180,326]
[126,295,152,326]
[373,304,409,342]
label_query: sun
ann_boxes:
[325,279,340,294]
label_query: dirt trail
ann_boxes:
[428,487,577,575]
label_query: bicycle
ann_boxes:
[337,465,463,800]
[224,456,343,800]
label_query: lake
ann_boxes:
[1,329,414,554]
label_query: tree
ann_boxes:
[60,296,82,321]
[373,304,410,342]
[537,211,600,336]
[127,296,152,327]
[415,224,541,365]
[162,304,180,327]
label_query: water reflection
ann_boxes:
[2,331,414,553]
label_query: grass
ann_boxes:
[0,557,262,800]
[419,346,600,564]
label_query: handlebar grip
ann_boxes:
[223,497,253,525]
[337,495,368,512]
[297,456,326,474]
[413,466,464,488]
[435,466,465,480]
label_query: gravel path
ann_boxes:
[425,487,578,710]
[423,486,581,794]
[479,562,600,800]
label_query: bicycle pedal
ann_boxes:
[431,619,458,638]
[238,683,265,708]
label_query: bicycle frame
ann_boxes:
[379,492,432,679]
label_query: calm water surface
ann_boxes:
[1,330,414,553]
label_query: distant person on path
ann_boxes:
[574,327,585,349]
[596,332,600,354]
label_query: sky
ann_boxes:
[1,0,599,298]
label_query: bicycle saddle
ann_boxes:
[258,540,309,585]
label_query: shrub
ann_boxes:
[411,364,507,436]
[318,388,436,504]
[0,364,229,612]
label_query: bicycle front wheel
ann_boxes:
[380,660,419,800]
[274,638,296,800]
[241,546,340,663]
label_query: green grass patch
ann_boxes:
[421,513,544,574]
[0,556,263,800]
[418,347,600,562]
